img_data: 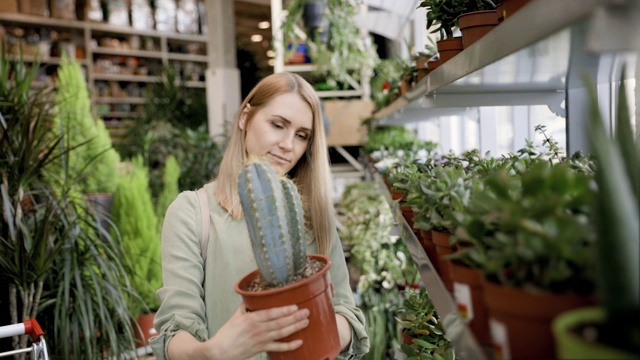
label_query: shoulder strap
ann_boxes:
[196,188,210,261]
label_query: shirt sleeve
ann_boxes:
[150,191,209,360]
[329,233,370,359]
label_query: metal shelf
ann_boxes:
[364,161,488,360]
[372,0,638,123]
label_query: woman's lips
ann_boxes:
[269,153,289,164]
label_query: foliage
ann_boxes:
[238,161,308,287]
[454,161,596,293]
[281,0,379,88]
[370,58,409,111]
[156,155,180,222]
[53,55,120,194]
[396,288,455,360]
[0,49,137,358]
[418,0,495,39]
[178,124,225,191]
[111,156,162,316]
[338,181,413,359]
[585,73,639,353]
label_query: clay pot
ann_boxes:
[450,262,491,345]
[133,312,157,348]
[482,279,593,360]
[458,10,498,49]
[432,230,454,291]
[235,254,340,360]
[436,37,463,63]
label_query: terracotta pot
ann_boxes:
[235,254,340,360]
[458,10,498,49]
[436,37,463,63]
[500,0,532,21]
[133,312,157,348]
[400,204,416,232]
[495,1,505,22]
[482,279,594,360]
[428,59,442,71]
[431,230,454,291]
[450,262,491,345]
[418,229,439,274]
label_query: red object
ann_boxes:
[23,319,44,341]
[235,254,340,360]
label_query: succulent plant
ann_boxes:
[238,161,308,287]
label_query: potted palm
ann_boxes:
[234,161,340,360]
[552,74,639,359]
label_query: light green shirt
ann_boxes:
[150,182,369,359]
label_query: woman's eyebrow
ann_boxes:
[273,114,312,132]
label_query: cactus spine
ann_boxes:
[238,161,308,287]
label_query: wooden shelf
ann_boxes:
[92,47,163,59]
[92,74,158,82]
[94,97,147,104]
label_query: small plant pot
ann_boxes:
[552,306,638,359]
[458,10,498,49]
[436,37,463,64]
[235,254,340,360]
[450,262,491,345]
[432,230,454,291]
[482,279,593,360]
[133,312,157,348]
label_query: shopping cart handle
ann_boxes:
[0,319,45,342]
[23,319,44,341]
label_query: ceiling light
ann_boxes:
[251,34,263,42]
[266,50,275,57]
[258,21,270,29]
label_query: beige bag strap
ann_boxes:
[196,188,210,261]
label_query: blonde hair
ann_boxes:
[214,72,335,255]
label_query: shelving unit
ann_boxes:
[0,12,210,123]
[372,0,638,155]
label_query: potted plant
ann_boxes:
[281,0,379,89]
[454,159,596,360]
[417,0,465,66]
[234,161,340,360]
[456,0,497,48]
[552,74,639,359]
[395,287,455,359]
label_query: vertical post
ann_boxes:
[206,0,241,140]
[271,0,284,74]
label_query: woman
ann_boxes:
[150,72,369,360]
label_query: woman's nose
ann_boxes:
[279,132,294,151]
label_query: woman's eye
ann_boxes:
[296,133,309,140]
[271,122,284,129]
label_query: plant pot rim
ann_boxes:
[235,254,331,297]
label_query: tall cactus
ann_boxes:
[238,161,308,287]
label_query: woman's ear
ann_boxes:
[238,104,251,131]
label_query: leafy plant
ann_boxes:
[395,288,455,360]
[238,161,308,287]
[111,156,162,316]
[454,161,596,293]
[585,73,639,354]
[178,124,225,191]
[281,0,379,88]
[0,48,138,359]
[53,55,121,194]
[156,154,180,222]
[418,0,466,39]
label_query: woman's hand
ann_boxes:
[200,302,310,359]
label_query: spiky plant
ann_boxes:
[238,161,308,287]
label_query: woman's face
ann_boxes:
[240,93,313,174]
